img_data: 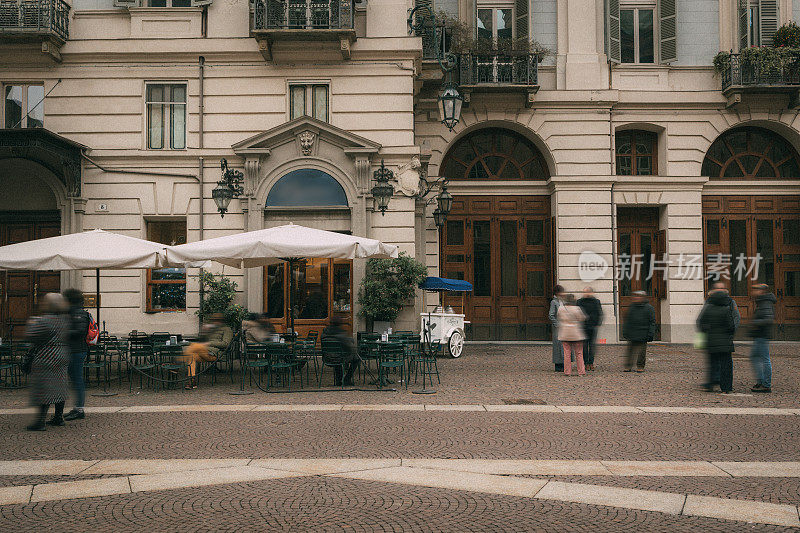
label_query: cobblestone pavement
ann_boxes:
[1,343,799,407]
[1,476,797,533]
[0,344,798,531]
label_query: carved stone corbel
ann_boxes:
[244,157,261,197]
[354,155,371,195]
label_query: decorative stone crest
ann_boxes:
[395,156,422,196]
[298,131,316,156]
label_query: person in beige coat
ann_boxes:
[557,294,587,376]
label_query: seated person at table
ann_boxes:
[182,314,233,389]
[321,314,359,387]
[242,313,275,344]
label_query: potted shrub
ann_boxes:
[358,252,427,333]
[197,271,248,331]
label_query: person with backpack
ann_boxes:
[622,291,656,372]
[62,288,95,421]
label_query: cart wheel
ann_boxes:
[447,330,464,358]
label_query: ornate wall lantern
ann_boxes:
[438,84,463,132]
[213,159,244,218]
[371,160,395,215]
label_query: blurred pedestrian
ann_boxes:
[577,286,603,371]
[697,286,738,393]
[242,312,275,344]
[557,294,587,376]
[181,314,233,389]
[23,293,70,431]
[549,285,566,372]
[749,283,775,393]
[321,314,359,386]
[622,291,656,372]
[697,282,740,391]
[62,288,90,421]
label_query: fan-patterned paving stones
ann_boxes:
[1,476,797,533]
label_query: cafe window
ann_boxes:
[264,258,352,321]
[146,83,186,150]
[4,84,44,128]
[616,130,657,175]
[146,220,187,312]
[289,84,328,122]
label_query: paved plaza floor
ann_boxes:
[1,343,799,531]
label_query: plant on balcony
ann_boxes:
[434,12,551,61]
[357,252,427,325]
[774,21,800,48]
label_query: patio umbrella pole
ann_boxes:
[92,268,117,397]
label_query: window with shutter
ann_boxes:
[606,0,621,63]
[659,0,676,63]
[113,0,141,6]
[515,0,528,40]
[739,0,749,50]
[759,0,778,46]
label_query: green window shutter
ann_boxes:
[606,0,621,63]
[516,0,529,40]
[739,0,749,50]
[659,0,676,63]
[759,0,779,46]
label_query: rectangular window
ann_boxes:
[149,0,192,6]
[477,3,514,42]
[146,84,186,150]
[146,220,187,312]
[289,84,329,122]
[620,7,655,64]
[615,130,657,176]
[4,84,44,128]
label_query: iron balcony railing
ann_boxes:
[252,0,354,31]
[0,0,69,41]
[458,53,539,86]
[722,52,800,91]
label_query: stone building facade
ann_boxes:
[1,0,800,343]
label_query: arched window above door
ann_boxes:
[702,127,800,179]
[440,128,550,180]
[265,168,348,207]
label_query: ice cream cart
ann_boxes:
[419,277,472,358]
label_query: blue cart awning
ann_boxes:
[419,277,473,292]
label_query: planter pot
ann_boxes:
[372,320,392,334]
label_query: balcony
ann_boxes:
[251,0,356,61]
[458,53,539,105]
[719,50,800,108]
[0,0,69,60]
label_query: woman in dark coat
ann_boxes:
[25,293,71,431]
[697,290,737,393]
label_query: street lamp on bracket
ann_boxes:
[212,158,244,218]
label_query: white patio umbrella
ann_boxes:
[166,224,398,268]
[0,229,203,330]
[166,223,399,335]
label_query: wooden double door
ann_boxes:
[703,195,800,339]
[616,207,664,340]
[0,215,61,341]
[440,196,553,340]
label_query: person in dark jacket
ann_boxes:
[698,282,740,391]
[577,287,603,371]
[62,289,91,421]
[321,314,360,386]
[622,291,656,372]
[749,284,776,393]
[549,285,566,372]
[697,289,738,393]
[24,293,70,431]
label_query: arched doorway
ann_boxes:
[262,168,354,335]
[702,126,800,339]
[439,128,553,340]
